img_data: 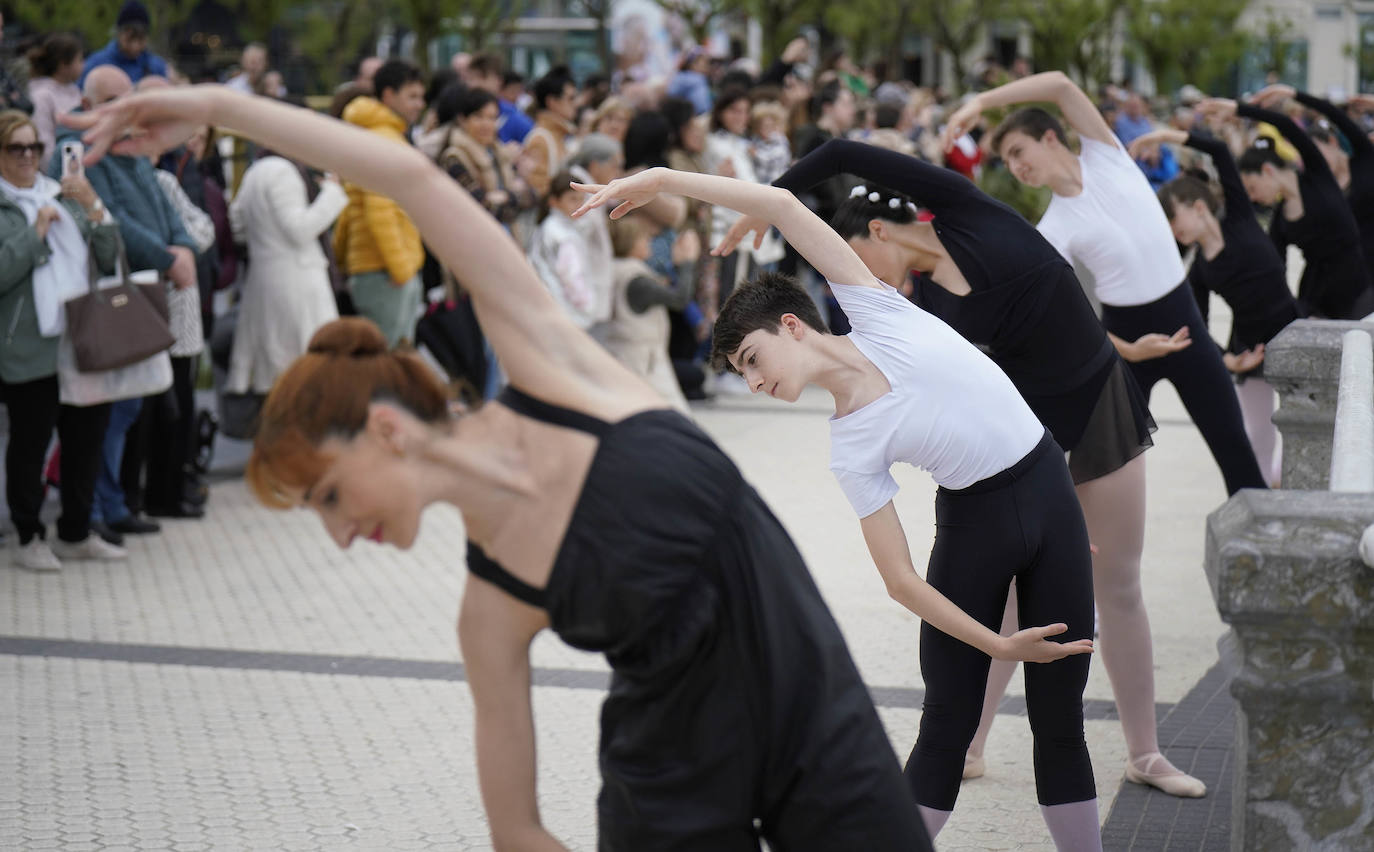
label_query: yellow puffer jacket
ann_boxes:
[333,97,424,284]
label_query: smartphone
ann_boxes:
[60,140,83,178]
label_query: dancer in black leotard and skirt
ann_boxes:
[1199,96,1374,320]
[721,137,1205,798]
[1130,127,1302,485]
[66,85,938,851]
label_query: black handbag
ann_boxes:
[64,231,174,372]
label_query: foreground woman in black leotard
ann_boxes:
[65,85,941,851]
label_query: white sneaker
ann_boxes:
[51,535,127,562]
[15,539,62,572]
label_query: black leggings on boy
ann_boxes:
[1101,283,1267,495]
[905,431,1097,809]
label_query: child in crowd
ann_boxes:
[529,170,598,328]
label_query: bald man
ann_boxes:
[57,63,204,529]
[227,43,269,95]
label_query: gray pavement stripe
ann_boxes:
[0,635,1161,719]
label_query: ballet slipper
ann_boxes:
[962,752,986,780]
[1124,752,1206,798]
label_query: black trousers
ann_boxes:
[1,374,109,544]
[904,431,1097,809]
[1101,283,1267,496]
[121,355,197,514]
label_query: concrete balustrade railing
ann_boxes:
[1329,330,1374,493]
[1205,319,1374,851]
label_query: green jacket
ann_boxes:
[0,190,119,384]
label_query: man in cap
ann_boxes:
[80,1,168,87]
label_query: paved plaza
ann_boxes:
[2,339,1240,850]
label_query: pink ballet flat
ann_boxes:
[962,753,986,780]
[1124,753,1206,798]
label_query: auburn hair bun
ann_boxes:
[307,317,389,358]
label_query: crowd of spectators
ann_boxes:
[4,1,1374,571]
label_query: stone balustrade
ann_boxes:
[1206,319,1374,851]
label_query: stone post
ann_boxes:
[1206,490,1374,851]
[1266,320,1374,490]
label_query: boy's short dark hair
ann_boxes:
[709,271,827,373]
[988,106,1068,156]
[533,66,575,113]
[374,59,422,100]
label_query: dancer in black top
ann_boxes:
[1252,85,1374,285]
[1130,128,1302,484]
[720,137,1208,798]
[1200,97,1374,319]
[66,86,938,851]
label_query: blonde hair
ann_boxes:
[749,100,787,132]
[592,96,633,128]
[608,215,647,258]
[0,110,37,148]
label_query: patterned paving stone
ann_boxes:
[0,380,1234,850]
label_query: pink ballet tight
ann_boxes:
[1235,378,1280,486]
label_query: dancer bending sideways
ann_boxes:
[1130,127,1302,486]
[1251,85,1374,286]
[574,166,1102,850]
[945,72,1267,497]
[65,85,937,851]
[719,137,1206,798]
[1196,96,1374,320]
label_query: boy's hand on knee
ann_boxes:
[996,623,1094,663]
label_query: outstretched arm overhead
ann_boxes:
[572,167,877,289]
[64,85,662,422]
[942,71,1116,150]
[1255,84,1374,160]
[717,137,995,256]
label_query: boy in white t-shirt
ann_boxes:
[573,167,1104,850]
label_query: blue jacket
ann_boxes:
[667,71,712,115]
[51,120,194,272]
[79,40,168,87]
[498,99,533,145]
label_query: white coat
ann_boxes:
[226,156,348,394]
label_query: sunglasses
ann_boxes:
[3,143,44,158]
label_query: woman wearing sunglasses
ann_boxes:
[0,109,125,570]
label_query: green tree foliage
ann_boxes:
[914,0,1009,91]
[1015,0,1122,89]
[1254,6,1298,79]
[451,0,528,54]
[296,0,388,90]
[10,0,117,49]
[12,0,198,55]
[1125,0,1249,94]
[824,0,916,79]
[740,0,823,62]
